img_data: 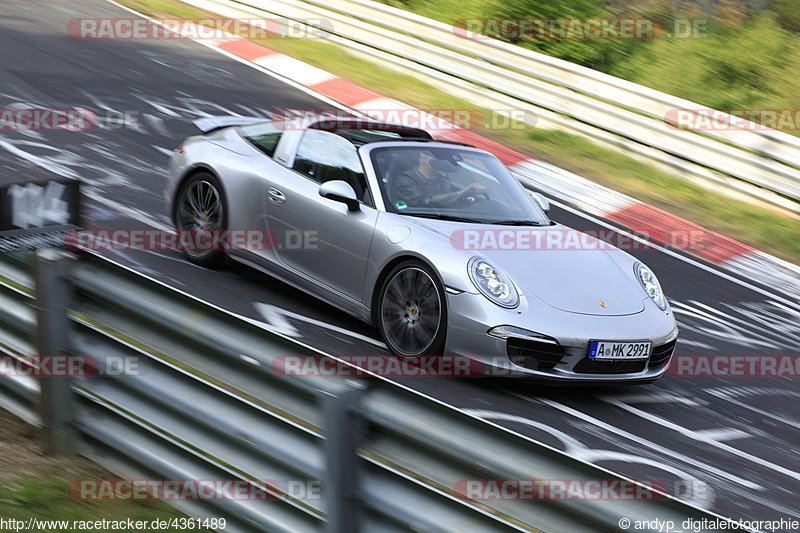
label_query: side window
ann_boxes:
[240,122,283,158]
[293,130,369,202]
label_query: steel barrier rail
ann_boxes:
[0,251,38,424]
[296,0,800,189]
[199,0,800,210]
[65,252,530,532]
[0,249,741,532]
[67,252,349,429]
[71,326,327,533]
[302,0,800,163]
[360,383,731,533]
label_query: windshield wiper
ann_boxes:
[400,212,486,223]
[493,220,544,226]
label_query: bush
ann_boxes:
[487,0,611,68]
[611,14,800,111]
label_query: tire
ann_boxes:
[173,171,227,268]
[377,260,447,357]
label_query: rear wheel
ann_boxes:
[174,172,227,267]
[378,261,447,357]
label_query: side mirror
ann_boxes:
[319,180,360,212]
[529,191,550,213]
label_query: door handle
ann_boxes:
[268,187,286,204]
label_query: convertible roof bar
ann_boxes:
[308,118,432,139]
[364,137,475,147]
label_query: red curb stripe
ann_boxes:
[218,39,278,61]
[309,78,384,108]
[608,203,754,263]
[439,128,529,166]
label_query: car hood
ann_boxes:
[411,218,645,316]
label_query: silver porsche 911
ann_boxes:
[166,116,678,383]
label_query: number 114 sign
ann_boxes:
[0,178,81,251]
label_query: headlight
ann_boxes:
[468,257,519,308]
[635,263,667,310]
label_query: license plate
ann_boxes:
[589,341,651,360]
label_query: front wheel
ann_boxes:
[174,171,227,268]
[377,261,447,357]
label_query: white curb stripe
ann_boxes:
[252,53,338,86]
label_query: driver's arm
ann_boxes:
[456,182,486,197]
[394,172,459,208]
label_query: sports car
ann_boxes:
[166,116,678,382]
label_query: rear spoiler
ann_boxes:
[193,116,267,134]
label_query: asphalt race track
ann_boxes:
[1,0,799,526]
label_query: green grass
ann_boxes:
[118,0,800,264]
[118,0,202,18]
[503,129,800,260]
[0,476,213,531]
[379,0,497,22]
[0,407,213,531]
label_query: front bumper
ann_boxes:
[445,290,679,383]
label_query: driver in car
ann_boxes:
[391,152,486,208]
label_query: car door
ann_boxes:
[265,129,379,305]
[230,121,291,264]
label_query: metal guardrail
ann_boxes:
[0,250,740,532]
[192,0,800,212]
[0,251,38,425]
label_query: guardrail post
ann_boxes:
[34,248,75,456]
[323,380,366,533]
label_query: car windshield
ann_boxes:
[369,145,550,225]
